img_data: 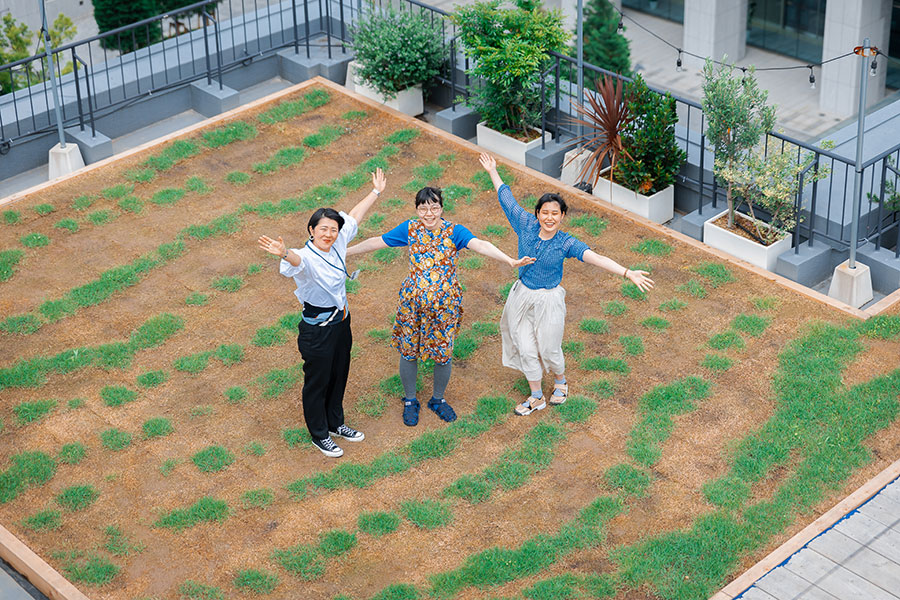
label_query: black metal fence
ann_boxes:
[1,0,897,256]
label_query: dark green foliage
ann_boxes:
[621,281,647,301]
[579,0,630,74]
[708,330,745,350]
[202,121,257,148]
[14,398,57,424]
[20,232,50,248]
[61,553,119,586]
[400,499,453,529]
[117,195,143,214]
[691,261,736,288]
[568,214,607,236]
[271,544,325,580]
[240,488,274,509]
[732,313,771,337]
[212,275,243,292]
[234,569,279,593]
[92,0,160,51]
[58,442,86,464]
[678,279,708,298]
[143,140,200,171]
[640,316,670,331]
[0,451,56,503]
[142,417,173,439]
[0,249,24,281]
[318,529,357,557]
[22,509,62,531]
[100,385,138,407]
[619,335,644,356]
[255,364,303,398]
[155,497,229,531]
[579,318,609,334]
[86,209,114,225]
[659,298,688,312]
[384,129,420,145]
[604,463,651,497]
[192,446,234,472]
[358,511,401,536]
[54,218,79,232]
[580,357,630,374]
[150,188,185,205]
[257,89,331,124]
[136,370,168,388]
[56,484,98,511]
[225,171,251,185]
[179,580,224,600]
[100,428,132,451]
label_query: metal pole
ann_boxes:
[576,0,583,145]
[849,38,870,269]
[38,0,66,148]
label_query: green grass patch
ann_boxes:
[385,128,420,144]
[604,463,651,497]
[471,164,515,191]
[243,441,266,456]
[56,484,98,511]
[192,446,234,472]
[358,511,401,536]
[603,300,628,316]
[202,120,257,147]
[579,318,609,334]
[253,146,307,174]
[0,451,56,503]
[101,183,133,199]
[562,340,584,358]
[124,167,155,183]
[136,370,168,388]
[257,88,330,124]
[58,442,86,465]
[179,580,224,599]
[373,246,401,264]
[580,357,630,374]
[356,394,387,418]
[54,218,79,232]
[303,124,345,148]
[732,313,771,337]
[271,544,325,580]
[702,353,734,372]
[21,232,50,248]
[0,249,24,282]
[640,316,670,331]
[750,295,781,311]
[255,364,303,399]
[555,395,597,424]
[159,459,178,476]
[100,428,132,451]
[186,176,212,194]
[212,275,243,292]
[214,343,243,365]
[14,398,57,425]
[241,488,274,509]
[22,509,61,531]
[400,499,453,529]
[142,417,173,439]
[71,195,94,210]
[631,238,673,256]
[234,569,279,593]
[100,385,138,407]
[459,256,484,270]
[104,525,144,556]
[67,398,85,409]
[3,209,21,223]
[856,315,900,340]
[33,203,55,215]
[318,529,357,557]
[443,184,473,206]
[619,335,644,356]
[60,553,119,586]
[143,139,200,171]
[342,109,368,120]
[708,330,745,350]
[1,314,42,334]
[691,261,736,287]
[480,224,508,238]
[568,213,608,236]
[252,325,288,347]
[225,170,251,185]
[282,428,312,448]
[659,298,688,312]
[677,278,708,298]
[117,195,143,214]
[225,386,248,404]
[150,188,185,205]
[587,378,615,398]
[85,209,115,225]
[155,497,229,531]
[499,280,514,300]
[190,405,214,418]
[367,328,391,343]
[620,281,647,301]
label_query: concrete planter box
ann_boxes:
[592,167,674,224]
[703,209,792,272]
[476,122,551,165]
[347,61,424,117]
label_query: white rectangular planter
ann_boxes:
[476,122,551,166]
[703,210,792,272]
[347,61,424,117]
[592,167,674,224]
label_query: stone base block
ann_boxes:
[433,106,480,140]
[775,240,834,287]
[679,204,719,241]
[48,142,85,180]
[278,48,324,83]
[856,241,900,294]
[64,126,113,165]
[526,139,571,179]
[828,259,874,308]
[190,80,240,118]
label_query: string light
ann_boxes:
[870,53,878,76]
[617,18,624,32]
[808,65,816,89]
[676,49,683,72]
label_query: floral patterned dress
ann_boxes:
[390,219,464,364]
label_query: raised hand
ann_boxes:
[258,235,286,257]
[372,167,386,194]
[627,269,654,292]
[511,255,537,268]
[479,152,497,173]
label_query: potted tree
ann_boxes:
[706,143,831,271]
[566,74,685,223]
[452,0,568,164]
[347,6,447,117]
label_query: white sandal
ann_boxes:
[515,396,546,416]
[549,382,568,405]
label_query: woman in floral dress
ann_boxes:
[347,186,534,426]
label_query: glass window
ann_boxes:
[622,0,685,24]
[887,0,900,89]
[747,0,826,63]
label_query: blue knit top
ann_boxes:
[497,184,590,290]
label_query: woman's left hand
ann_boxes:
[511,255,537,268]
[372,167,386,194]
[626,269,654,292]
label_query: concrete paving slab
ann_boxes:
[809,529,900,594]
[784,548,900,600]
[879,479,900,504]
[834,512,900,564]
[740,586,779,600]
[860,493,900,529]
[754,565,841,600]
[0,557,46,600]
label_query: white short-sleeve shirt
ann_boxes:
[279,211,359,310]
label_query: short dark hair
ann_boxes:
[534,193,567,216]
[307,207,344,235]
[415,186,443,208]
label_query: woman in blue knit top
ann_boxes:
[479,153,654,416]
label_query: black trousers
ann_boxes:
[297,314,352,440]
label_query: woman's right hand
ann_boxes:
[258,235,287,257]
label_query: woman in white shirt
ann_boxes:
[257,168,386,458]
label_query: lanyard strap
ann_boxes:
[305,241,350,277]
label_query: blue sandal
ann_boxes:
[428,397,457,422]
[402,398,420,427]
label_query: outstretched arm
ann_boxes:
[347,168,387,224]
[467,238,535,268]
[582,249,654,292]
[258,235,301,267]
[478,153,505,191]
[347,236,388,257]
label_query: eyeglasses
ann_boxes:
[416,204,442,214]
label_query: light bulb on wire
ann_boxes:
[676,50,683,72]
[870,54,878,77]
[808,65,816,89]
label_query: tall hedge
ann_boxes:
[92,0,161,52]
[579,0,631,75]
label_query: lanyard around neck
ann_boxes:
[305,241,359,280]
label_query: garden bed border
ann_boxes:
[1,76,898,599]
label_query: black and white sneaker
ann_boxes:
[312,436,343,457]
[329,424,365,442]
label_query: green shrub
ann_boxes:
[21,232,50,248]
[100,428,132,451]
[57,484,98,511]
[192,446,234,472]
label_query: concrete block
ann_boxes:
[560,147,589,186]
[318,56,353,85]
[525,139,571,179]
[48,142,85,180]
[65,126,113,165]
[856,241,900,294]
[190,80,240,118]
[775,240,834,287]
[278,48,321,83]
[433,106,480,140]
[828,259,873,308]
[679,203,719,241]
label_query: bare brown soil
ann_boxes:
[1,81,898,600]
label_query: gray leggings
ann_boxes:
[399,357,451,400]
